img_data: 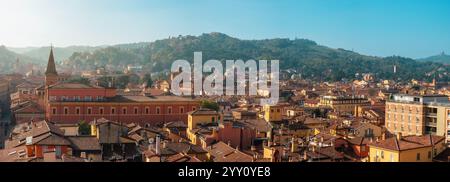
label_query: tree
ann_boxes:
[141,73,153,88]
[116,75,130,89]
[96,76,111,88]
[200,100,219,111]
[78,121,91,136]
[128,74,140,85]
[66,76,90,85]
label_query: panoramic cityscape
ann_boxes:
[1,0,450,165]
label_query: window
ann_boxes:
[192,107,196,111]
[416,153,421,161]
[145,107,150,114]
[99,108,104,115]
[134,108,139,115]
[75,96,81,101]
[168,107,172,114]
[122,108,127,115]
[212,117,215,122]
[64,107,69,115]
[84,96,92,101]
[50,96,57,101]
[87,108,92,115]
[180,107,184,114]
[428,151,432,159]
[156,107,160,114]
[277,109,281,112]
[52,108,57,115]
[76,107,80,115]
[271,109,274,113]
[111,108,116,115]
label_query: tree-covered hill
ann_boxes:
[4,33,448,81]
[417,52,450,64]
[0,46,42,73]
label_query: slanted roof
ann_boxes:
[67,136,101,151]
[369,135,445,151]
[48,83,103,89]
[45,47,58,76]
[207,141,253,162]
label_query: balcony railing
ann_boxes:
[426,113,437,117]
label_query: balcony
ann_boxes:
[426,122,437,127]
[426,113,437,118]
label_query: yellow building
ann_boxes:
[319,95,370,116]
[369,133,446,162]
[385,94,450,139]
[187,108,221,145]
[263,105,283,122]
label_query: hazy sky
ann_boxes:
[0,0,449,58]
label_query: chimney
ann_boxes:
[155,135,161,155]
[80,152,87,159]
[291,137,298,153]
[396,132,402,141]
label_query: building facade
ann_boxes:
[385,94,450,142]
[319,95,370,116]
[45,83,199,125]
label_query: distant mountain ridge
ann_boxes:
[7,46,103,63]
[417,52,450,64]
[0,46,42,73]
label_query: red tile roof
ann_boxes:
[369,135,445,151]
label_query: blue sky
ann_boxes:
[0,0,449,58]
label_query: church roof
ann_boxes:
[45,47,58,76]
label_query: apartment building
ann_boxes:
[385,94,450,143]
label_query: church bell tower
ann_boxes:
[45,46,58,87]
